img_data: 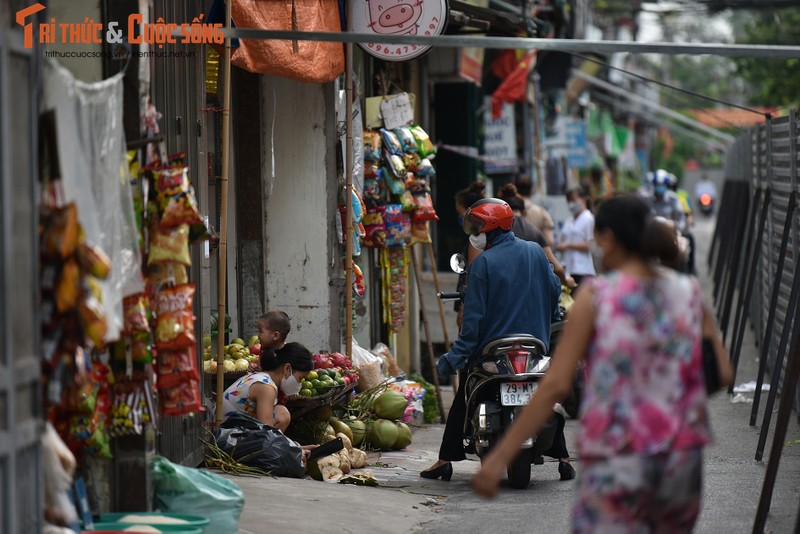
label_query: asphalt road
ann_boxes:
[229,217,800,533]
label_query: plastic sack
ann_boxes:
[352,339,383,391]
[214,413,305,478]
[152,456,243,532]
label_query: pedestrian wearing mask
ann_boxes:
[557,188,596,286]
[473,195,732,533]
[222,342,313,431]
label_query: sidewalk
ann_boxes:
[226,218,799,533]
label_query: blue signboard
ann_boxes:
[564,119,590,169]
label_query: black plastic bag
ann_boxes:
[213,413,305,478]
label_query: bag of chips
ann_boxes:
[383,204,408,247]
[77,242,112,280]
[148,224,191,266]
[55,259,82,313]
[158,347,199,389]
[403,153,421,173]
[384,151,407,179]
[399,190,416,212]
[416,158,436,178]
[124,293,151,334]
[363,206,387,248]
[380,129,404,156]
[394,127,418,153]
[410,220,432,245]
[413,192,439,222]
[363,130,382,161]
[79,294,109,347]
[411,125,436,158]
[161,189,202,228]
[160,379,202,416]
[154,283,196,351]
[42,203,81,259]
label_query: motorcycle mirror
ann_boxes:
[449,253,467,274]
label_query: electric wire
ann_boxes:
[571,52,775,118]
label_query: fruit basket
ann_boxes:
[284,380,358,419]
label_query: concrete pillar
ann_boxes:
[261,76,341,353]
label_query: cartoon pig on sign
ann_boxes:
[366,0,423,35]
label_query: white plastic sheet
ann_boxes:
[43,60,144,343]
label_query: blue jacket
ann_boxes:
[442,230,561,372]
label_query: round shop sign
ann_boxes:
[352,0,449,61]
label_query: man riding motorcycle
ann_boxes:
[420,198,573,482]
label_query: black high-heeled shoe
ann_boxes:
[420,462,453,481]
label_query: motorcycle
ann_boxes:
[697,192,714,216]
[438,254,566,488]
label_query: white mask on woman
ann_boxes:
[469,233,487,250]
[280,368,303,396]
[568,201,581,215]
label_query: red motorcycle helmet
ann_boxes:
[462,198,513,235]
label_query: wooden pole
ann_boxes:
[411,247,447,423]
[344,2,354,358]
[426,242,456,394]
[215,0,233,425]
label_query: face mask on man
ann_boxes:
[469,233,487,251]
[654,185,667,197]
[568,201,581,215]
[280,367,303,396]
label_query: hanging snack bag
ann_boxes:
[77,242,112,280]
[399,190,416,212]
[383,204,407,247]
[154,283,196,351]
[364,160,379,178]
[393,127,418,153]
[410,220,432,245]
[379,128,404,156]
[362,206,387,248]
[380,168,406,196]
[149,262,189,288]
[161,188,203,228]
[403,153,421,173]
[411,125,436,158]
[123,293,151,334]
[43,203,80,259]
[160,379,202,416]
[416,158,436,178]
[363,130,382,161]
[158,347,199,388]
[413,192,439,222]
[79,293,109,347]
[55,259,82,313]
[148,223,191,266]
[383,151,407,179]
[156,167,190,199]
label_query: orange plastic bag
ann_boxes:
[226,0,344,83]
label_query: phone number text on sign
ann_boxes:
[353,0,448,61]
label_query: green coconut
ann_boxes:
[392,422,412,450]
[372,390,408,420]
[344,418,367,447]
[370,419,399,451]
[329,418,353,443]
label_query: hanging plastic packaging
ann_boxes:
[43,60,145,343]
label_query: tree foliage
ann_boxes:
[734,8,800,107]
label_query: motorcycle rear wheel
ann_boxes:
[507,450,532,489]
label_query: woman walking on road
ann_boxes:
[557,188,596,286]
[473,195,733,533]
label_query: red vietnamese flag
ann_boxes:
[491,50,539,119]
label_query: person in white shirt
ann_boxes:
[557,187,596,285]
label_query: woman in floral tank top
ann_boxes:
[474,195,733,532]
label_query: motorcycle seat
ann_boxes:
[480,334,547,358]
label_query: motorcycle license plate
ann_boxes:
[501,382,537,406]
